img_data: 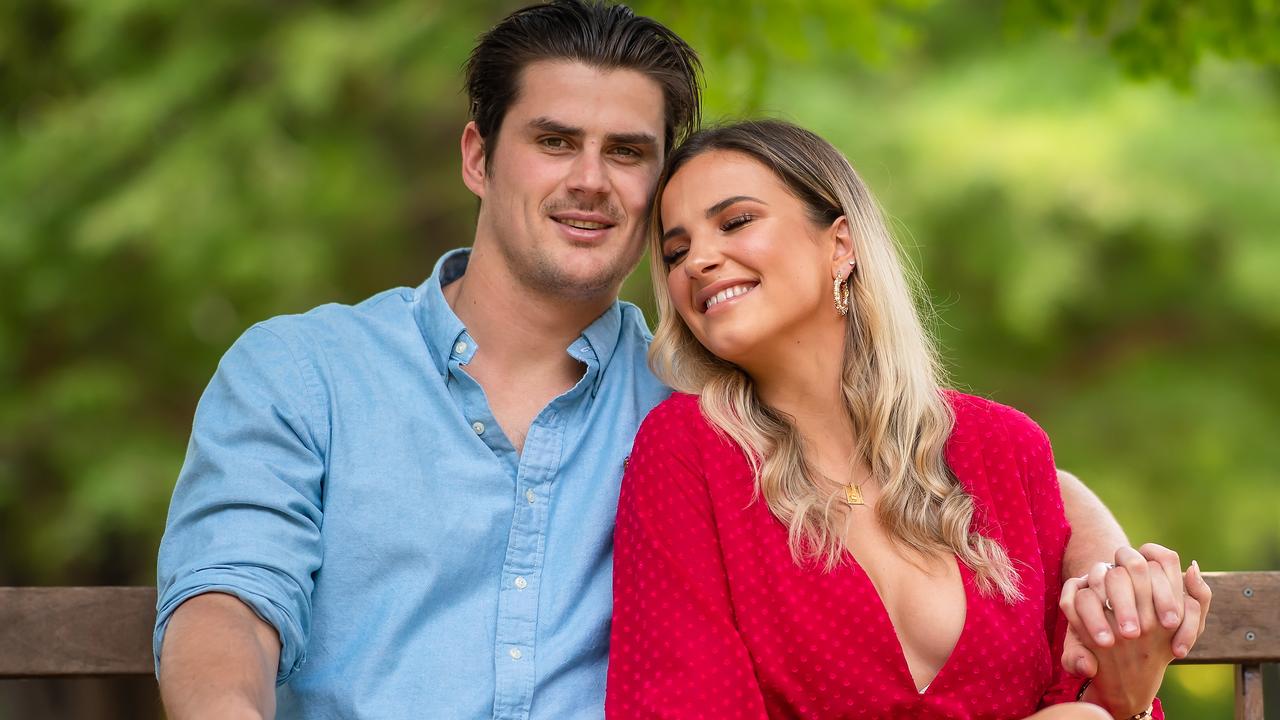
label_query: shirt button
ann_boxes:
[472,421,485,435]
[525,489,536,504]
[509,647,522,660]
[454,341,467,355]
[514,576,528,590]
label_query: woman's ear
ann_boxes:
[829,216,855,279]
[461,121,488,199]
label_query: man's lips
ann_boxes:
[551,214,616,231]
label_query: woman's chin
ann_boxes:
[699,333,762,369]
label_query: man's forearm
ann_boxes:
[158,592,281,720]
[1058,469,1129,577]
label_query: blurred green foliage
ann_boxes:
[1,0,1277,716]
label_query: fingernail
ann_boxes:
[1121,621,1138,634]
[1096,630,1112,643]
[1192,560,1200,575]
[1076,659,1089,675]
[1165,612,1179,626]
[1175,644,1189,657]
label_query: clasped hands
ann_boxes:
[1059,544,1213,718]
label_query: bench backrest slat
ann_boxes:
[0,572,1275,720]
[0,586,156,677]
[1186,572,1280,664]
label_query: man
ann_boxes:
[154,2,1203,718]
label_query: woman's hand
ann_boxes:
[1059,540,1208,676]
[1059,544,1211,718]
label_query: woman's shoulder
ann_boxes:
[632,392,712,450]
[638,391,705,433]
[943,390,1051,455]
[637,386,701,425]
[650,390,703,416]
[631,392,745,467]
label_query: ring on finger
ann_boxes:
[1103,597,1114,613]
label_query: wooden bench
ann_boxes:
[2,572,1277,717]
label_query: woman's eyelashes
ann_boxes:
[720,213,754,232]
[662,246,687,266]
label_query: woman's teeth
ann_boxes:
[705,284,755,311]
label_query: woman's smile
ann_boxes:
[698,280,759,314]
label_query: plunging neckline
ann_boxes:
[851,554,974,695]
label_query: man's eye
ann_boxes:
[541,137,568,149]
[612,146,641,158]
[721,214,754,232]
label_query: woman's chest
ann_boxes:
[710,491,1056,718]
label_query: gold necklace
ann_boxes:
[844,483,865,506]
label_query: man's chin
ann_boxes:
[523,257,630,301]
[552,248,640,290]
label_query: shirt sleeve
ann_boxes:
[1003,407,1164,718]
[154,322,327,685]
[606,399,768,720]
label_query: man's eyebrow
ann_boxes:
[528,118,656,147]
[706,195,765,217]
[530,117,582,137]
[607,131,658,147]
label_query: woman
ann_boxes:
[606,120,1202,719]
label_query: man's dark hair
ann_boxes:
[465,0,702,164]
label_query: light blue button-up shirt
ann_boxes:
[155,249,670,719]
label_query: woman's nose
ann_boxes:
[684,237,722,277]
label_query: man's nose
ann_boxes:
[566,150,610,196]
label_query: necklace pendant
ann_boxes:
[844,483,864,506]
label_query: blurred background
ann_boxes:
[1,0,1277,716]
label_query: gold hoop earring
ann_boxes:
[833,259,855,316]
[833,277,850,316]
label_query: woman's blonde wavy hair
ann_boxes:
[648,120,1022,602]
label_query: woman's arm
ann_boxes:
[1026,705,1113,720]
[607,401,768,720]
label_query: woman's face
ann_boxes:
[659,150,845,368]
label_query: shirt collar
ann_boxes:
[416,248,471,377]
[415,248,628,391]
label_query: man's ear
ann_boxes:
[829,216,855,279]
[461,121,488,199]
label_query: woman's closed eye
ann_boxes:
[662,246,687,266]
[720,213,754,232]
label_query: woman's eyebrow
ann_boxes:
[662,195,767,242]
[705,195,765,217]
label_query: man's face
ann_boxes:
[466,60,667,301]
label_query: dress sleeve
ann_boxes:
[154,322,327,685]
[606,399,768,720]
[1004,407,1164,718]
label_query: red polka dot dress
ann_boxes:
[607,391,1163,719]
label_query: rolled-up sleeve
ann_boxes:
[154,322,328,685]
